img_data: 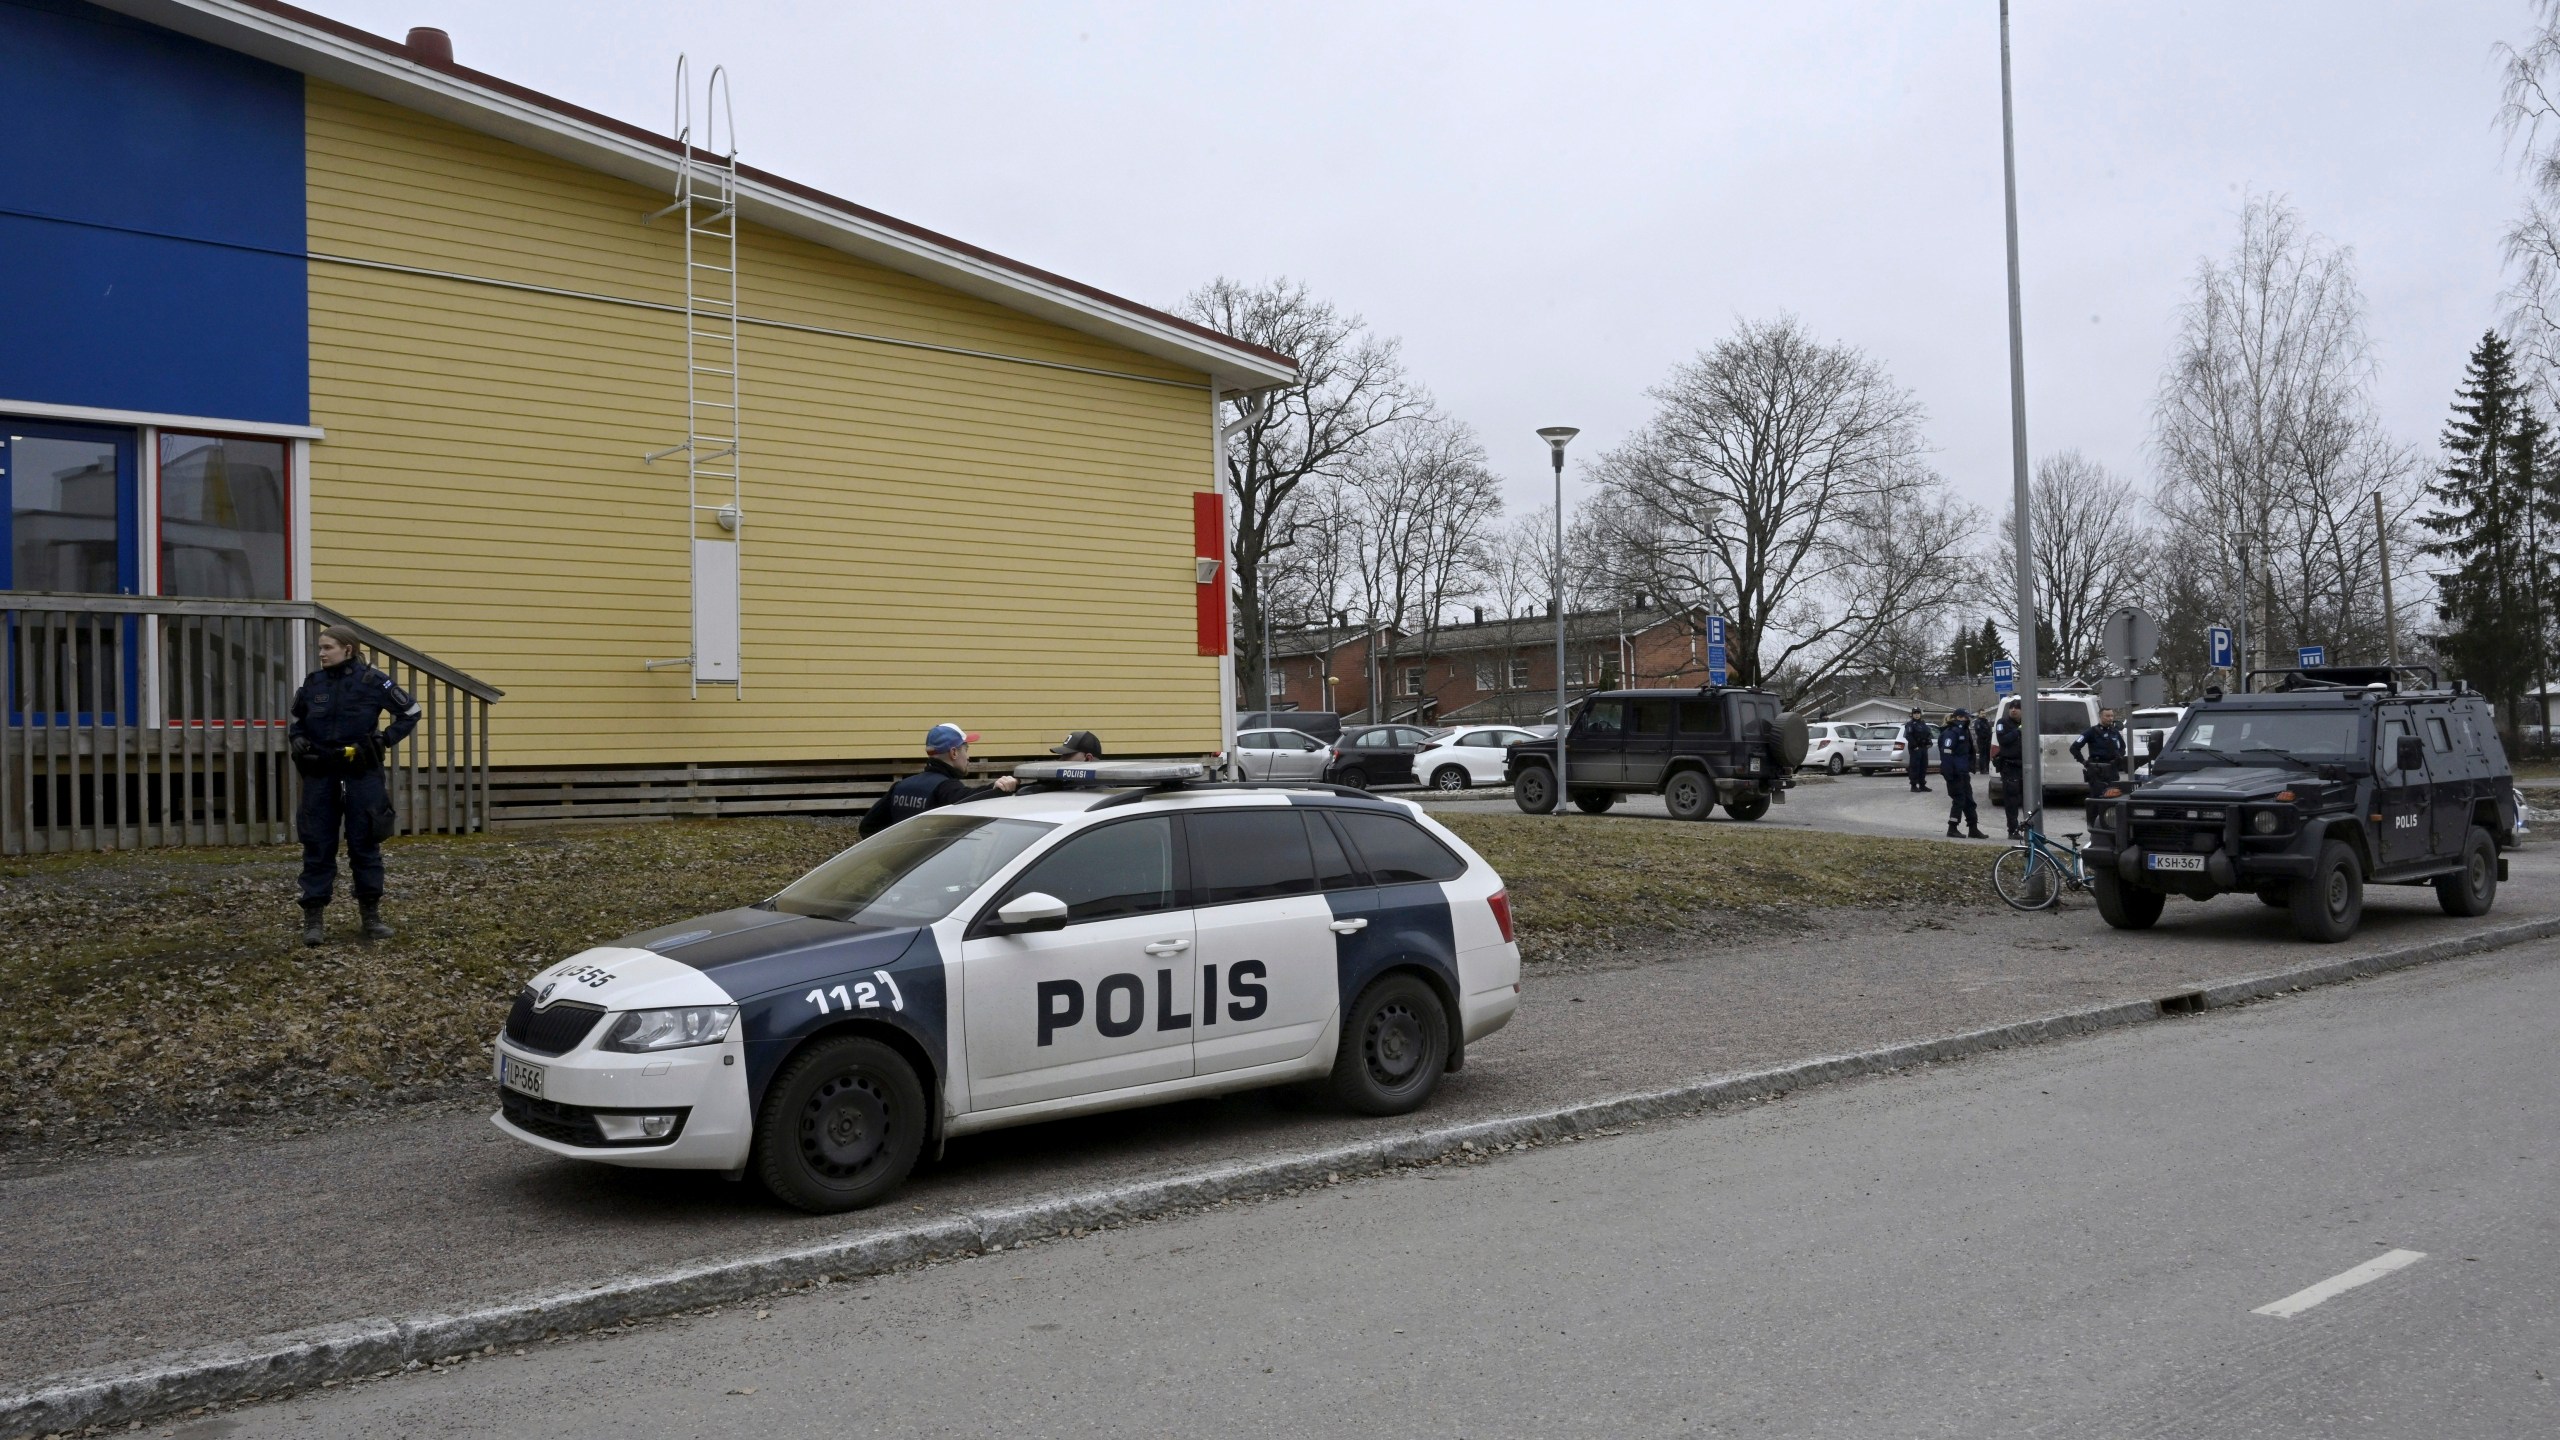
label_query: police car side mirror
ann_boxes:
[990,892,1070,934]
[2396,736,2425,772]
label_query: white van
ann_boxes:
[1985,690,2104,802]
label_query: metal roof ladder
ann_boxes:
[645,58,744,697]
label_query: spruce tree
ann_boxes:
[2424,332,2542,731]
[1977,618,2011,667]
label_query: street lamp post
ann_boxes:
[1538,426,1579,814]
[1997,0,2044,834]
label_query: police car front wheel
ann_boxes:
[1330,973,1450,1117]
[755,1036,928,1214]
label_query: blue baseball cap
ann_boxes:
[925,723,980,753]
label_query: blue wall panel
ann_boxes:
[0,0,307,424]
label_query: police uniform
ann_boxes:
[289,655,420,927]
[1030,730,1107,791]
[1902,715,1935,790]
[2071,720,2126,790]
[1939,709,1986,838]
[861,724,1011,837]
[1994,709,2026,837]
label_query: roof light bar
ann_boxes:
[1014,760,1208,784]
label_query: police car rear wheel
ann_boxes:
[1432,766,1471,791]
[756,1037,926,1214]
[1330,973,1449,1116]
[2435,826,2498,917]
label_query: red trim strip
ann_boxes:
[1193,491,1227,657]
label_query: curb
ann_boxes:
[11,912,2558,1436]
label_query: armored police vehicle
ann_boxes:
[2080,667,2519,943]
[490,762,1521,1213]
[1504,684,1812,820]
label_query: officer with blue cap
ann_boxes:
[860,723,1019,837]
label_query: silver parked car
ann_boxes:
[1232,726,1332,781]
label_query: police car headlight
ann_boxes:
[599,1005,738,1052]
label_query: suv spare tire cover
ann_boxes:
[1776,712,1811,769]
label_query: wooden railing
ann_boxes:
[0,594,502,855]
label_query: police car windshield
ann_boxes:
[2171,710,2361,761]
[772,815,1055,925]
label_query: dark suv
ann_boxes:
[2081,667,2519,942]
[1504,686,1811,821]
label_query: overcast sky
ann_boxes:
[311,0,2530,520]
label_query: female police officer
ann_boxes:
[289,625,421,945]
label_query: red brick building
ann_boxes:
[1258,605,1713,725]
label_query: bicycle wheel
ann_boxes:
[1992,844,2061,911]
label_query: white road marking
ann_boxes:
[2251,1249,2427,1318]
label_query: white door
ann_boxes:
[1184,808,1348,1075]
[961,816,1195,1110]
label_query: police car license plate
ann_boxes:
[500,1054,545,1099]
[2146,854,2206,873]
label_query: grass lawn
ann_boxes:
[0,812,1988,1152]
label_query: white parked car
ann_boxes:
[1231,726,1331,782]
[1415,724,1540,791]
[1853,721,1929,775]
[1986,691,2104,801]
[2125,705,2187,775]
[1802,722,1863,775]
[490,762,1522,1213]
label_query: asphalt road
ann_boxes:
[217,936,2560,1438]
[1416,766,2150,840]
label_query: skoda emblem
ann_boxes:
[537,981,559,1008]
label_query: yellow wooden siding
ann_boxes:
[302,80,1222,768]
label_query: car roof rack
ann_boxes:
[2242,663,2442,695]
[1082,778,1389,812]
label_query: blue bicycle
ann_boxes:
[1992,825,2091,911]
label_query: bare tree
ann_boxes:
[1994,451,2149,678]
[1176,278,1427,702]
[2499,1,2560,403]
[1590,315,1976,703]
[2152,196,2421,672]
[1341,414,1503,719]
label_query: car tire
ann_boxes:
[1723,790,1771,822]
[1337,766,1369,791]
[1431,765,1470,792]
[2092,871,2165,929]
[1328,972,1450,1116]
[2435,826,2498,917]
[1572,790,1617,814]
[1664,768,1714,821]
[754,1036,928,1214]
[2288,839,2364,943]
[1825,753,1845,775]
[1513,764,1557,814]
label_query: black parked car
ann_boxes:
[1328,723,1438,789]
[1503,686,1810,820]
[2081,666,2520,942]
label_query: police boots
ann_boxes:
[359,898,395,942]
[301,904,327,947]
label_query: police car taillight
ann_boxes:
[1487,889,1515,943]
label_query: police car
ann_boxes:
[490,762,1522,1213]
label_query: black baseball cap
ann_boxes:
[1049,730,1104,757]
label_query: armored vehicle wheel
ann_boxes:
[1431,765,1471,791]
[2289,840,2364,943]
[1513,764,1558,814]
[2255,886,2290,908]
[1329,972,1449,1116]
[1825,753,1846,775]
[1664,769,1714,821]
[1724,790,1772,822]
[2092,871,2164,929]
[1572,790,1617,814]
[756,1036,927,1214]
[1337,765,1369,791]
[2436,826,2498,917]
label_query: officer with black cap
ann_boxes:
[859,723,1020,837]
[1901,712,1935,791]
[1938,706,1988,840]
[1029,730,1109,791]
[1993,697,2027,838]
[289,625,421,945]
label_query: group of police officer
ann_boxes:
[1901,700,2126,841]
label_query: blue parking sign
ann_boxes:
[2298,645,2325,668]
[2209,626,2233,668]
[1991,660,2015,695]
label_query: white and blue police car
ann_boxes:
[490,762,1523,1212]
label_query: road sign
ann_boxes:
[2100,673,2170,713]
[2298,645,2326,668]
[2208,626,2233,669]
[1991,660,2016,695]
[1705,616,1728,686]
[2102,608,2161,668]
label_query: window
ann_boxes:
[1630,700,1673,736]
[1395,728,1432,745]
[1578,700,1627,737]
[1266,670,1287,696]
[1403,666,1426,697]
[774,814,1055,925]
[1677,700,1724,736]
[2036,700,2088,736]
[1475,659,1495,690]
[1188,810,1320,904]
[1335,811,1466,884]
[158,434,289,599]
[1306,812,1364,890]
[2377,717,2415,771]
[1354,730,1395,749]
[1507,657,1531,689]
[998,817,1179,923]
[2426,716,2453,753]
[1563,659,1584,686]
[1458,730,1499,748]
[1240,731,1281,750]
